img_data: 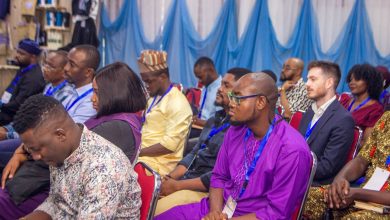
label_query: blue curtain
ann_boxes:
[99,0,390,92]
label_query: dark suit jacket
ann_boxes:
[298,99,355,185]
[0,65,45,125]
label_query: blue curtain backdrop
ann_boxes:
[99,0,390,92]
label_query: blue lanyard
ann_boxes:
[199,122,230,150]
[386,156,390,168]
[198,88,208,118]
[7,64,36,93]
[142,84,173,123]
[380,90,388,103]
[348,97,370,112]
[66,88,93,111]
[238,118,275,199]
[44,80,67,97]
[304,120,319,141]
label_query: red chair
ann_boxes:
[289,110,305,130]
[337,92,352,102]
[134,162,161,220]
[292,151,318,220]
[345,126,363,163]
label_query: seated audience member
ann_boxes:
[0,51,76,169]
[11,95,141,219]
[155,73,312,220]
[0,45,99,219]
[376,65,390,110]
[192,57,222,128]
[63,44,98,123]
[138,50,192,176]
[304,111,390,219]
[339,64,384,135]
[155,67,251,215]
[0,39,46,125]
[278,57,312,119]
[298,61,355,185]
[84,62,147,163]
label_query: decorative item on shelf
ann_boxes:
[21,0,38,16]
[46,30,63,50]
[63,12,71,28]
[45,10,55,27]
[55,10,63,27]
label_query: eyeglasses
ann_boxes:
[282,66,297,71]
[41,62,58,72]
[227,91,268,105]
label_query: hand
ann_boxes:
[192,115,199,125]
[160,176,180,196]
[1,153,27,189]
[202,211,228,220]
[326,177,350,209]
[281,81,296,91]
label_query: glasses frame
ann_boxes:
[227,91,269,105]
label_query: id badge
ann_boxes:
[363,167,390,191]
[222,196,237,218]
[1,91,12,104]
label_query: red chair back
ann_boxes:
[185,87,202,109]
[292,151,317,220]
[134,162,161,220]
[346,126,363,163]
[289,110,305,130]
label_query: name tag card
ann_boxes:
[363,167,390,191]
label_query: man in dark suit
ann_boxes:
[0,39,45,125]
[298,61,354,185]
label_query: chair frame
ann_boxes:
[136,162,162,220]
[296,151,318,219]
[288,110,305,128]
[352,126,363,159]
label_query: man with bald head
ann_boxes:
[279,58,312,119]
[156,73,312,220]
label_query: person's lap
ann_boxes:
[0,187,48,219]
[155,190,207,216]
[0,138,22,171]
[154,198,210,220]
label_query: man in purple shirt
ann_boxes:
[155,73,312,220]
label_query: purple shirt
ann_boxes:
[208,118,311,219]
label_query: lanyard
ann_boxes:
[380,90,388,103]
[386,156,390,171]
[7,64,36,93]
[66,88,93,111]
[238,118,275,199]
[198,88,208,118]
[44,80,67,97]
[199,122,230,150]
[304,120,319,141]
[142,84,173,123]
[348,97,370,112]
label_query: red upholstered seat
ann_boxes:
[289,110,305,130]
[134,162,161,220]
[346,126,363,163]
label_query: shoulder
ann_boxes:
[83,129,131,168]
[274,120,310,154]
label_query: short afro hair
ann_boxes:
[347,64,383,100]
[13,94,67,134]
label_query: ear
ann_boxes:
[85,68,95,80]
[325,77,334,90]
[256,96,267,111]
[55,128,67,142]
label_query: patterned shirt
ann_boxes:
[36,126,141,219]
[278,78,312,113]
[358,111,390,191]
